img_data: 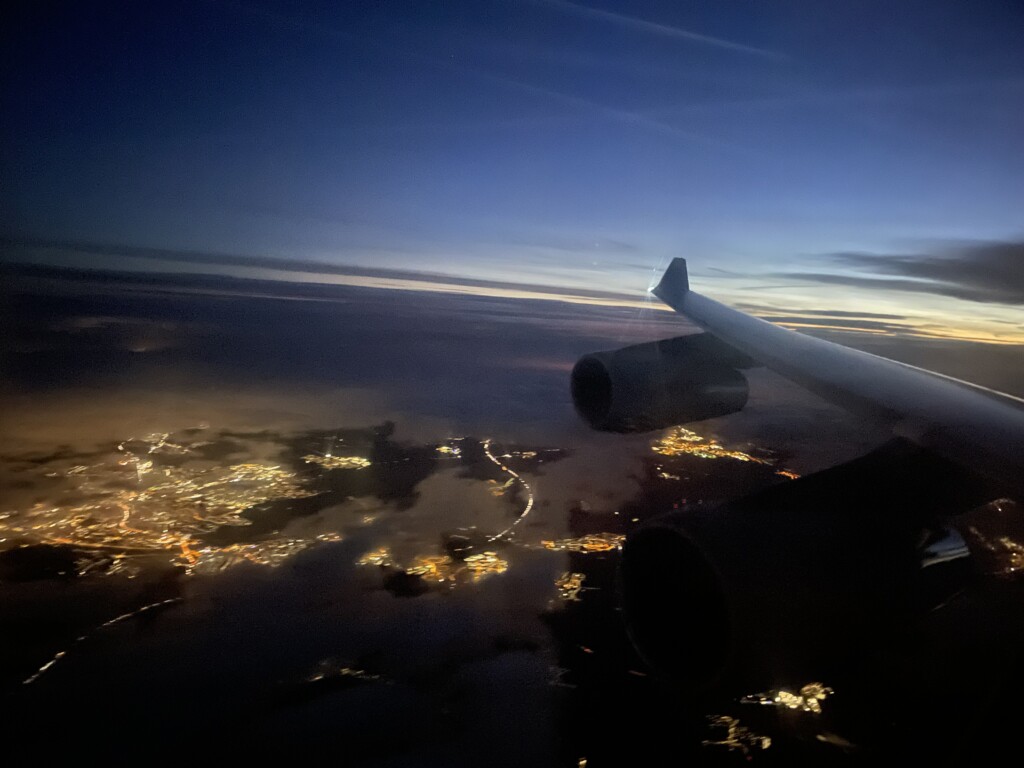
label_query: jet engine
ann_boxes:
[570,333,754,432]
[620,440,988,690]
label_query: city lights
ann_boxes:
[702,715,772,755]
[653,427,767,463]
[303,454,372,470]
[741,682,834,714]
[541,533,625,553]
[356,547,509,585]
[0,430,355,576]
[483,439,535,541]
[556,572,586,601]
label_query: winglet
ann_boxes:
[651,258,689,309]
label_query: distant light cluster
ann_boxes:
[741,682,834,714]
[357,546,396,568]
[464,551,509,579]
[702,715,772,755]
[967,524,1024,575]
[356,546,509,584]
[306,660,387,685]
[541,533,625,553]
[302,454,371,470]
[653,427,767,463]
[555,571,586,601]
[653,426,800,479]
[0,430,361,577]
[187,533,343,575]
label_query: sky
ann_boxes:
[2,0,1023,341]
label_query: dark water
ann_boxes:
[1,267,1022,764]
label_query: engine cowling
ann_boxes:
[570,333,751,432]
[620,440,989,690]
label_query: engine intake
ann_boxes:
[571,333,751,432]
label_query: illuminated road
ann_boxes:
[22,598,182,685]
[483,439,535,541]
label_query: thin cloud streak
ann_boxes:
[462,67,746,151]
[536,0,784,60]
[651,77,1024,118]
[0,239,666,312]
[219,1,742,150]
[771,241,1024,306]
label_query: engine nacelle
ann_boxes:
[570,333,751,433]
[620,440,989,691]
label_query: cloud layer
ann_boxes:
[783,241,1024,306]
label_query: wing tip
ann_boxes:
[653,258,689,300]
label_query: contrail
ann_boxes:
[537,0,785,59]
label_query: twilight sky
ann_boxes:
[3,1,1023,341]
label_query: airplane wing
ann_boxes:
[578,257,1024,495]
[652,258,1024,495]
[571,258,1024,689]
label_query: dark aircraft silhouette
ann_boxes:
[570,259,1024,689]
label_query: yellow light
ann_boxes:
[541,533,625,553]
[652,427,765,464]
[0,430,332,577]
[702,715,771,755]
[357,546,395,568]
[464,551,509,580]
[556,572,586,601]
[741,682,834,714]
[303,454,371,469]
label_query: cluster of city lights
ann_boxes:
[555,571,586,601]
[302,454,371,470]
[356,545,509,584]
[305,660,387,685]
[702,714,772,755]
[963,499,1024,576]
[186,533,343,575]
[0,430,365,576]
[653,427,767,463]
[741,682,834,714]
[652,427,800,480]
[540,533,625,553]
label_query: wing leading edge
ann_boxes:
[652,258,1024,494]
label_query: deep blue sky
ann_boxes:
[3,1,1023,337]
